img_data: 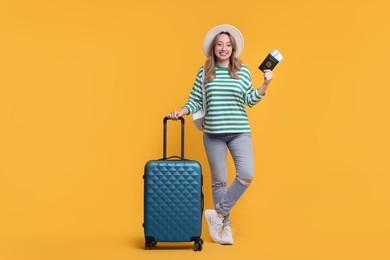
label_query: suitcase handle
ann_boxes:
[162,116,185,160]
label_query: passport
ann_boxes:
[258,49,284,72]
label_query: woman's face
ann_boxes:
[214,33,233,66]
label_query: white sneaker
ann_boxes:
[204,209,223,243]
[220,226,234,245]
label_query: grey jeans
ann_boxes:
[203,132,254,227]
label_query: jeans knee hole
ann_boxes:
[237,178,251,186]
[212,182,227,188]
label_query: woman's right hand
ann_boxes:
[167,111,181,120]
[167,107,188,120]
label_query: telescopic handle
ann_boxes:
[162,117,185,160]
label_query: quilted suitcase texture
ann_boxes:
[143,117,203,251]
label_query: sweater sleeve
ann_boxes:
[183,67,204,114]
[241,65,265,107]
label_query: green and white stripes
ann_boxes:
[185,65,264,133]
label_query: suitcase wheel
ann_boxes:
[145,240,157,250]
[193,239,203,251]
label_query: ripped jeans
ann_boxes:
[203,132,254,227]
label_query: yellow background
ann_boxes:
[1,0,390,259]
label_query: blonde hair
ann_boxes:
[204,32,242,83]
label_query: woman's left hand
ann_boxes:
[263,69,273,84]
[257,69,274,95]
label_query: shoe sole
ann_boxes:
[220,240,234,245]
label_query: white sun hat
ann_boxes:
[202,24,244,57]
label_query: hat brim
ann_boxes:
[203,24,244,58]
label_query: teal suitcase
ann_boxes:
[143,117,204,251]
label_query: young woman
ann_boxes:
[167,24,274,245]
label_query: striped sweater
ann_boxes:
[184,65,265,133]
